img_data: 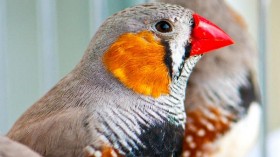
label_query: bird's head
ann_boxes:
[89,3,233,98]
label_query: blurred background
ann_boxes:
[0,0,279,156]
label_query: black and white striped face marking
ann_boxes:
[152,16,194,80]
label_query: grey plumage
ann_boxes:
[7,3,203,157]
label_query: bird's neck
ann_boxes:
[154,55,202,126]
[90,56,201,156]
[163,56,202,102]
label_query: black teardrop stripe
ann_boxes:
[162,41,173,78]
[184,42,191,59]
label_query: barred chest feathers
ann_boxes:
[88,56,201,157]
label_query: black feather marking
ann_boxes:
[239,72,260,112]
[184,42,191,59]
[162,40,173,78]
[191,18,195,29]
[124,122,184,157]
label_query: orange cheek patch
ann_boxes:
[103,31,170,97]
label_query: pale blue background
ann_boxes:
[1,1,279,148]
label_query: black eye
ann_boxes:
[155,21,172,33]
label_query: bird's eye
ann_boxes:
[155,21,173,33]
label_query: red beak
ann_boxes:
[190,13,234,56]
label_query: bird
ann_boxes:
[0,135,41,157]
[153,0,262,157]
[7,3,233,157]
